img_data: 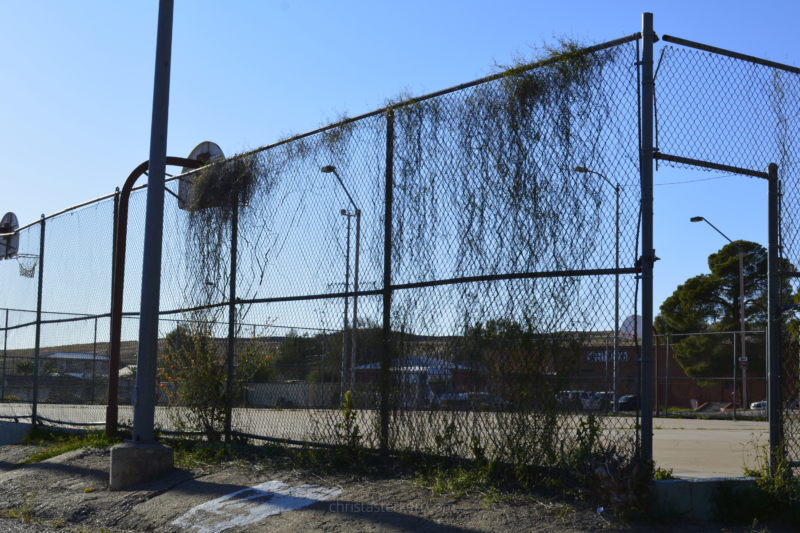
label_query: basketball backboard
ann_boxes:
[0,212,19,260]
[178,141,225,210]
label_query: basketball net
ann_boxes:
[16,254,39,278]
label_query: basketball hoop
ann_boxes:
[17,254,39,278]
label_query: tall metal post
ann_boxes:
[351,210,361,395]
[767,162,781,473]
[225,199,238,441]
[341,215,351,402]
[2,309,8,401]
[132,0,174,443]
[665,334,670,413]
[614,184,620,413]
[733,332,737,420]
[738,249,748,409]
[91,318,98,403]
[655,335,659,416]
[380,111,395,452]
[640,12,656,463]
[107,188,119,431]
[32,215,45,425]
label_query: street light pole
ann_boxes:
[575,166,620,412]
[343,212,351,399]
[690,216,748,409]
[321,166,361,401]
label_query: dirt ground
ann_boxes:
[0,443,791,533]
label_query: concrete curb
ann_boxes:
[652,477,758,520]
[0,420,86,445]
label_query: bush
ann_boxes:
[159,322,268,443]
[46,392,84,404]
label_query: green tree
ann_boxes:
[14,360,34,375]
[274,330,316,380]
[40,360,57,375]
[659,241,794,381]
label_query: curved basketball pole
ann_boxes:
[105,156,203,438]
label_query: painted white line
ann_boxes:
[172,480,342,533]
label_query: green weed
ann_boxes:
[19,428,121,465]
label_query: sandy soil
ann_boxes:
[0,443,791,533]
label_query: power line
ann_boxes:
[654,173,736,186]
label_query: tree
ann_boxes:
[274,330,317,380]
[659,240,794,381]
[14,360,34,375]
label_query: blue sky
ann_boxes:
[1,0,797,317]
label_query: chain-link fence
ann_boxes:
[654,331,768,419]
[5,24,800,473]
[1,33,648,469]
[656,34,800,472]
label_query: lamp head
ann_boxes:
[690,216,704,223]
[573,166,589,173]
[321,165,336,173]
[340,209,347,216]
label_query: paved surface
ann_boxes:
[0,404,773,479]
[652,417,768,478]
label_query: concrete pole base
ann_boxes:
[110,441,174,491]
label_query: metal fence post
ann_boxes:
[767,162,781,473]
[380,110,395,453]
[665,334,670,414]
[733,332,737,420]
[2,309,8,401]
[225,198,238,442]
[91,317,98,403]
[32,215,45,425]
[640,11,656,463]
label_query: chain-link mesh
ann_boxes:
[658,42,800,471]
[0,37,645,469]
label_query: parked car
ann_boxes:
[556,391,585,410]
[618,395,640,411]
[750,399,767,410]
[594,391,615,411]
[463,392,514,412]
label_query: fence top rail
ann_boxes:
[654,330,767,338]
[7,32,642,233]
[662,34,800,75]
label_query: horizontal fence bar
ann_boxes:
[231,431,338,449]
[654,153,768,179]
[390,268,639,292]
[0,414,32,420]
[780,271,800,278]
[3,267,640,329]
[654,330,766,338]
[655,376,767,381]
[662,35,800,75]
[36,416,106,427]
[0,308,94,317]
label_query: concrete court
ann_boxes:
[653,417,768,478]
